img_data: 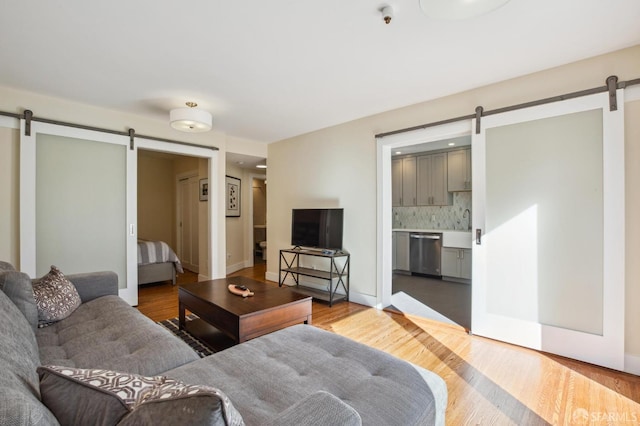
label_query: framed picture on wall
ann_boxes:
[226,175,241,217]
[199,178,209,201]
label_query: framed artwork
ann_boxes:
[226,175,241,217]
[199,178,209,201]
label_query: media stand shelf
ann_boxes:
[278,248,350,307]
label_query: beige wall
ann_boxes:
[0,126,19,266]
[267,45,640,357]
[137,152,177,248]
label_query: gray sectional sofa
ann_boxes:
[0,261,447,425]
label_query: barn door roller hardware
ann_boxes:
[607,75,618,111]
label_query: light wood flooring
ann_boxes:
[137,265,640,425]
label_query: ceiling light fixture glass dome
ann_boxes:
[170,102,213,133]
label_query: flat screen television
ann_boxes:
[291,208,344,250]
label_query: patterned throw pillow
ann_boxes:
[32,265,81,327]
[38,366,245,426]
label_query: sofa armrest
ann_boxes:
[66,271,118,303]
[263,391,361,426]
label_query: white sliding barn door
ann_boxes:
[20,122,138,305]
[471,91,625,370]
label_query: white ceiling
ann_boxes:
[1,1,638,143]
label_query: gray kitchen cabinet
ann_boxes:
[392,159,402,206]
[442,247,471,280]
[392,157,416,206]
[392,232,397,270]
[447,148,472,192]
[395,231,410,272]
[417,153,450,206]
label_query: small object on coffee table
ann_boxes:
[228,284,254,297]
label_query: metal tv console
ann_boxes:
[278,248,350,307]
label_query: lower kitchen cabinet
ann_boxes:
[442,247,471,280]
[395,232,411,272]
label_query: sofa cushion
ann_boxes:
[0,260,16,272]
[36,295,200,375]
[262,391,361,426]
[38,365,244,426]
[33,266,81,327]
[0,269,39,331]
[0,291,59,426]
[165,324,443,426]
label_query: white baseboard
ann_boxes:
[197,273,209,281]
[625,353,640,376]
[226,260,249,275]
[348,291,376,307]
[265,271,279,283]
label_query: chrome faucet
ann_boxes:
[463,209,471,231]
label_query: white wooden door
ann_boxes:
[471,91,625,370]
[20,122,138,305]
[177,175,199,273]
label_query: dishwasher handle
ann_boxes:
[410,234,441,240]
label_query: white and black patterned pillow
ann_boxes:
[32,265,81,327]
[38,365,245,426]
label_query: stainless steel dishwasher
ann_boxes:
[409,232,442,276]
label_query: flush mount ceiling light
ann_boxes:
[418,0,510,20]
[256,161,267,169]
[170,102,212,133]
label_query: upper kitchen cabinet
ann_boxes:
[447,148,472,191]
[392,157,417,206]
[417,153,451,206]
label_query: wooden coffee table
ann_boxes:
[178,277,312,351]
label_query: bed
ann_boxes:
[137,240,184,286]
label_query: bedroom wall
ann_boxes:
[137,151,177,248]
[266,45,640,366]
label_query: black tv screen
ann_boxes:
[291,208,344,250]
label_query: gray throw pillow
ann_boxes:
[32,266,81,327]
[38,366,245,426]
[0,270,39,331]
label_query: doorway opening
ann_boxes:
[137,149,208,291]
[390,136,472,330]
[376,120,473,331]
[252,176,267,265]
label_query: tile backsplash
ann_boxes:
[393,192,472,230]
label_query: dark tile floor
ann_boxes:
[391,273,471,330]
